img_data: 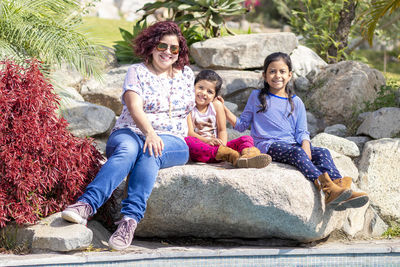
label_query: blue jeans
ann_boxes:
[79,128,189,222]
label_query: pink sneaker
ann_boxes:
[61,201,92,225]
[108,217,137,250]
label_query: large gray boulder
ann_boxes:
[135,163,348,242]
[309,61,385,125]
[80,65,130,115]
[358,138,400,220]
[190,33,298,70]
[290,45,327,78]
[356,107,400,139]
[61,98,116,138]
[97,149,360,243]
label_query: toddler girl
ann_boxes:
[185,70,271,168]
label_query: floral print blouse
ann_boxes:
[112,63,195,140]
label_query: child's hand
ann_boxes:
[206,138,223,146]
[215,96,225,104]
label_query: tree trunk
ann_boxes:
[327,0,357,63]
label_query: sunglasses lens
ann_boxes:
[156,43,168,51]
[156,42,179,54]
[170,45,179,54]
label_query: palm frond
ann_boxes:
[0,0,106,80]
[361,0,400,45]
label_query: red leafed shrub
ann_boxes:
[0,59,103,228]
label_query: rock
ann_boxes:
[358,138,400,220]
[329,150,359,180]
[55,86,85,102]
[309,61,385,125]
[214,70,262,96]
[345,136,372,152]
[342,201,369,237]
[356,107,400,139]
[60,98,116,138]
[227,128,251,140]
[50,64,84,88]
[16,213,92,252]
[324,124,347,137]
[307,112,324,138]
[190,33,298,70]
[95,0,120,20]
[294,76,310,95]
[134,163,348,242]
[311,133,360,158]
[100,151,359,243]
[354,206,388,239]
[290,45,327,78]
[358,111,372,123]
[80,65,130,115]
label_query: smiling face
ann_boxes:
[194,79,217,111]
[151,34,179,73]
[263,59,292,96]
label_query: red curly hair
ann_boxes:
[134,21,189,70]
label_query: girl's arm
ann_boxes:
[295,98,311,159]
[187,113,222,145]
[214,96,237,127]
[301,139,312,160]
[213,100,227,146]
[124,90,164,157]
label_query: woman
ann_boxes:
[61,21,195,250]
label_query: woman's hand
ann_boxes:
[144,132,164,157]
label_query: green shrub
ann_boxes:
[113,21,147,64]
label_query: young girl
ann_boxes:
[185,69,271,168]
[221,52,368,210]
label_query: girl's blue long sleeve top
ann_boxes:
[234,89,310,152]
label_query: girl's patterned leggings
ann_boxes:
[184,135,254,163]
[267,141,341,182]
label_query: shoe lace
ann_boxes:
[114,219,135,241]
[70,201,92,217]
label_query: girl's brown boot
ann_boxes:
[314,173,353,206]
[332,177,369,211]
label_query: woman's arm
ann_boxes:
[124,90,164,157]
[213,100,227,146]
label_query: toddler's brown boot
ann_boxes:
[237,147,272,168]
[215,145,240,167]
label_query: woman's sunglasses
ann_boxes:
[155,42,180,55]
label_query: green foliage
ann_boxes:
[138,0,247,38]
[0,225,29,254]
[113,21,147,64]
[383,220,400,238]
[180,24,207,48]
[363,79,400,112]
[280,0,353,62]
[0,0,106,79]
[360,0,400,46]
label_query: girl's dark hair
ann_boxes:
[134,21,189,70]
[257,52,295,116]
[194,69,223,97]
